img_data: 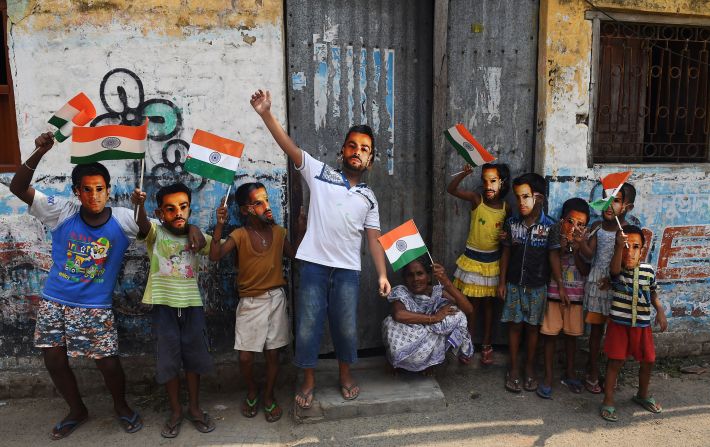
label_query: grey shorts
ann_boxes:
[152,305,214,384]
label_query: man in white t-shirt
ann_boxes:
[251,89,391,409]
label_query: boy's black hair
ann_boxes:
[561,197,590,222]
[71,162,110,190]
[512,172,546,196]
[620,182,636,205]
[622,224,645,246]
[156,182,191,207]
[235,182,266,207]
[481,163,511,198]
[343,124,376,156]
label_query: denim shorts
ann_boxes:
[152,305,214,384]
[34,299,118,359]
[500,283,547,325]
[294,261,360,369]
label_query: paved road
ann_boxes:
[2,355,709,446]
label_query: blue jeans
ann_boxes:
[294,261,360,368]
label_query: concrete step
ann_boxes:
[294,357,446,423]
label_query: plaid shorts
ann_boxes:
[34,299,118,359]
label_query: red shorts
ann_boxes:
[604,320,656,363]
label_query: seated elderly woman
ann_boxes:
[382,256,474,373]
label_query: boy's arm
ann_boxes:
[549,249,569,306]
[130,188,151,238]
[578,221,599,259]
[283,205,307,258]
[573,250,591,276]
[497,244,510,301]
[609,230,627,277]
[209,205,237,261]
[365,228,391,298]
[9,132,55,206]
[651,290,668,332]
[446,164,481,204]
[251,89,304,168]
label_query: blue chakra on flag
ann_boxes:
[395,240,407,252]
[462,141,474,152]
[101,137,121,149]
[209,151,221,164]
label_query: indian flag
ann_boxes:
[589,171,632,211]
[71,119,148,164]
[184,129,245,185]
[48,93,97,142]
[444,124,496,166]
[378,219,429,272]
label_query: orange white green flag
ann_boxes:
[48,93,97,143]
[589,171,632,211]
[378,219,429,271]
[184,129,245,185]
[444,124,496,166]
[71,119,148,164]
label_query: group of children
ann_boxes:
[447,163,667,422]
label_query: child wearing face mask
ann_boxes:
[498,173,555,394]
[599,225,667,422]
[447,163,511,365]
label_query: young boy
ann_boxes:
[578,183,636,393]
[538,198,591,399]
[498,173,555,393]
[251,89,390,409]
[210,182,302,423]
[132,183,215,438]
[9,133,148,439]
[600,225,668,422]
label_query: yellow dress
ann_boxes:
[452,201,507,297]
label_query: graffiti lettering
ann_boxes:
[657,225,710,282]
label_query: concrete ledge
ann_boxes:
[294,358,446,423]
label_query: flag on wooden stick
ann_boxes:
[444,124,496,166]
[49,93,97,142]
[589,171,632,211]
[71,119,148,164]
[378,219,429,271]
[184,129,245,185]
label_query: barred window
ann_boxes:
[1,0,21,172]
[592,21,710,163]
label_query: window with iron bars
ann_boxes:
[592,21,710,164]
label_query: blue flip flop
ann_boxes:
[536,384,553,399]
[50,417,88,440]
[117,411,143,434]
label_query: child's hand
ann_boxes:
[462,164,473,175]
[498,230,508,242]
[557,283,570,306]
[615,229,628,248]
[35,132,55,152]
[250,89,272,115]
[655,309,668,332]
[216,205,228,225]
[131,188,146,206]
[497,283,506,301]
[598,277,611,291]
[432,263,450,285]
[187,226,207,252]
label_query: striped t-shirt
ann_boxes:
[141,222,212,308]
[610,263,657,327]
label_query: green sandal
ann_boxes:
[263,401,282,423]
[632,394,662,413]
[241,395,259,418]
[600,405,618,422]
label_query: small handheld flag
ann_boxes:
[71,119,148,164]
[184,130,245,185]
[444,124,496,167]
[589,171,632,211]
[48,93,97,142]
[378,220,429,272]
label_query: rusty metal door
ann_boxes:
[441,0,539,344]
[285,0,434,352]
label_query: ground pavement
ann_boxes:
[1,354,710,446]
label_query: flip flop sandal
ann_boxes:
[50,417,88,440]
[187,411,215,433]
[241,395,259,418]
[584,378,603,394]
[117,411,143,434]
[295,389,314,409]
[523,377,538,392]
[561,377,583,394]
[458,355,472,365]
[504,373,522,393]
[480,345,494,366]
[600,405,618,422]
[160,417,182,439]
[632,394,662,414]
[263,401,282,423]
[340,383,360,401]
[536,384,553,399]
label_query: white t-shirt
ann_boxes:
[295,151,380,271]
